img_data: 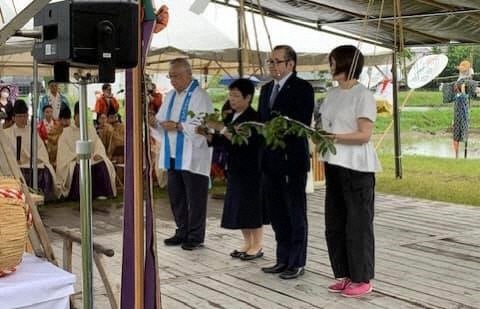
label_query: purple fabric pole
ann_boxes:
[120,68,135,309]
[142,20,158,309]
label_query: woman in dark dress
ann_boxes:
[207,79,265,260]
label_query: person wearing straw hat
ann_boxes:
[452,60,474,158]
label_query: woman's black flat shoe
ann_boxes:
[230,249,246,258]
[240,249,264,261]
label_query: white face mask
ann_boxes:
[0,91,9,99]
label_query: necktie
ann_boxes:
[269,83,280,108]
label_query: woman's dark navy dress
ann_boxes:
[210,106,267,229]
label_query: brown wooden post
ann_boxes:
[93,252,118,309]
[62,239,73,272]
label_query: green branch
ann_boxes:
[189,111,336,156]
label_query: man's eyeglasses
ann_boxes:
[166,71,186,79]
[265,59,289,66]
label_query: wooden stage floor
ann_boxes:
[41,187,480,308]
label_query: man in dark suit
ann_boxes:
[259,45,314,279]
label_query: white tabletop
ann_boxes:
[0,253,76,309]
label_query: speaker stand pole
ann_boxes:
[77,78,94,309]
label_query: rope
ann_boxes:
[375,89,413,150]
[249,0,264,76]
[374,0,413,150]
[10,0,17,14]
[349,0,375,81]
[237,0,250,74]
[395,0,405,52]
[256,0,273,52]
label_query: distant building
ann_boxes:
[0,76,44,95]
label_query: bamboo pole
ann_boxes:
[133,2,145,307]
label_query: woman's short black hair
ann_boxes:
[59,105,72,119]
[102,83,111,91]
[13,99,28,115]
[329,45,364,80]
[42,104,53,112]
[228,78,255,103]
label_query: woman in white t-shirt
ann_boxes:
[319,45,381,298]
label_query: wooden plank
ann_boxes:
[207,273,309,308]
[170,280,256,309]
[161,284,213,309]
[161,295,194,309]
[377,249,480,285]
[93,253,118,309]
[63,238,72,272]
[191,276,292,309]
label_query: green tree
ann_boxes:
[440,45,480,77]
[208,74,222,88]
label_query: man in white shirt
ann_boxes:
[151,58,213,250]
[37,80,69,120]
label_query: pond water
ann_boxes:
[402,136,480,159]
[402,106,451,112]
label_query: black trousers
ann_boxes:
[167,158,209,243]
[324,163,375,283]
[264,172,308,268]
[68,162,114,201]
[21,167,55,201]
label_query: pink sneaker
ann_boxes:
[341,282,373,298]
[328,278,351,293]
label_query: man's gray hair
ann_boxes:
[170,58,192,74]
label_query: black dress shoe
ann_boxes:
[181,242,204,251]
[230,250,246,258]
[261,263,287,274]
[164,235,183,246]
[240,249,264,261]
[279,267,305,279]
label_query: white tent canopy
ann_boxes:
[1,0,392,77]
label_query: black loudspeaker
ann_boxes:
[32,0,138,82]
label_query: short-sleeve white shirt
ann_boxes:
[319,83,381,173]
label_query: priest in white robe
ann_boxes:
[56,102,116,200]
[4,100,58,200]
[151,58,213,250]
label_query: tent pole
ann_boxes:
[237,6,244,77]
[32,59,38,190]
[392,50,402,179]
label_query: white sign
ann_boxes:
[407,54,448,89]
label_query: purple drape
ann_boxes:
[121,16,158,308]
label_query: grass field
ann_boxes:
[376,152,480,206]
